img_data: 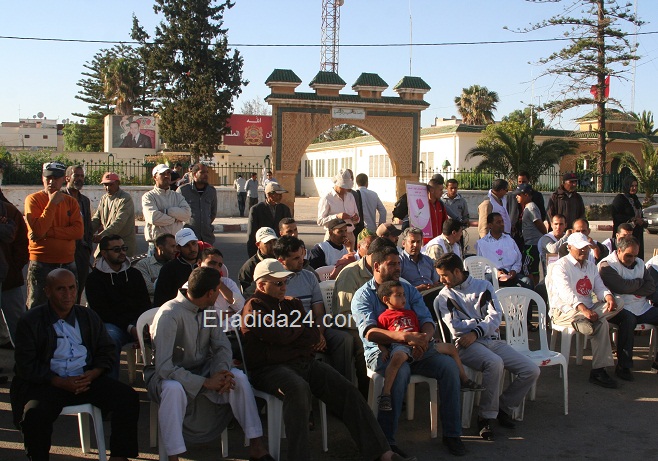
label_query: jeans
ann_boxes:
[237,192,247,217]
[369,346,462,445]
[27,261,77,309]
[248,196,258,210]
[105,323,135,380]
[608,306,658,368]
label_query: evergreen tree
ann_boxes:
[132,0,246,159]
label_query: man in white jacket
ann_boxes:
[142,164,191,254]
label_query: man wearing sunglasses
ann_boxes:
[85,234,150,380]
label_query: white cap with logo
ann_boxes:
[256,227,277,244]
[175,228,197,246]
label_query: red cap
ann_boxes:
[101,172,120,184]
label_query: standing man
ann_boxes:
[517,171,547,222]
[246,182,292,258]
[318,169,360,249]
[478,179,510,238]
[442,179,470,225]
[119,120,152,148]
[426,177,448,243]
[142,164,191,255]
[355,173,387,233]
[91,172,137,257]
[10,269,139,461]
[262,170,277,187]
[435,253,540,440]
[178,163,217,245]
[515,184,546,286]
[547,172,585,230]
[234,174,247,217]
[246,172,260,210]
[85,235,151,380]
[0,195,28,346]
[24,162,83,308]
[153,228,199,307]
[134,233,177,304]
[61,165,92,302]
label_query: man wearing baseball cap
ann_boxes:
[24,162,83,308]
[377,223,403,247]
[142,164,191,255]
[239,227,278,297]
[241,259,414,461]
[550,232,620,388]
[91,172,136,257]
[246,181,291,257]
[547,172,586,230]
[153,228,199,307]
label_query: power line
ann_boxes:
[1,30,657,47]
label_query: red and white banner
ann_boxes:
[224,114,272,146]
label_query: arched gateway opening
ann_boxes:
[264,69,430,213]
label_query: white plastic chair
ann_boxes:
[464,256,500,291]
[122,342,138,384]
[60,404,107,461]
[136,308,229,460]
[318,280,335,314]
[314,265,335,281]
[366,368,438,438]
[496,287,568,416]
[610,322,658,368]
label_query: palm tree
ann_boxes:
[454,85,499,125]
[466,121,578,182]
[612,138,658,205]
[630,110,657,137]
[102,57,142,115]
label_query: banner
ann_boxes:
[406,181,431,239]
[224,114,272,146]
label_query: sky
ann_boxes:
[1,0,657,131]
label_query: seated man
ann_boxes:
[558,218,608,264]
[602,222,634,254]
[85,235,151,380]
[239,227,277,297]
[351,245,465,457]
[550,232,620,388]
[10,269,139,461]
[242,259,411,461]
[134,232,177,304]
[399,227,443,317]
[146,267,272,461]
[435,253,540,440]
[598,236,658,380]
[377,223,402,248]
[153,228,199,307]
[275,235,354,380]
[476,212,532,288]
[309,218,356,278]
[422,218,464,261]
[537,213,569,274]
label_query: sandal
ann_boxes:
[378,394,393,411]
[461,378,485,392]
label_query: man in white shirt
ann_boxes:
[423,218,463,262]
[477,179,511,238]
[476,213,531,288]
[558,219,608,264]
[601,223,633,254]
[318,169,360,249]
[550,232,620,388]
[537,213,570,274]
[354,173,386,232]
[598,236,658,380]
[233,174,247,217]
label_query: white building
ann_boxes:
[0,118,61,150]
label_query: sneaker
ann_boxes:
[615,365,634,381]
[477,418,494,440]
[460,378,485,392]
[651,361,658,374]
[442,436,466,456]
[378,394,392,411]
[497,410,517,429]
[589,368,618,389]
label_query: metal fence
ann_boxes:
[0,160,265,187]
[419,166,628,193]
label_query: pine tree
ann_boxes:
[132,0,246,160]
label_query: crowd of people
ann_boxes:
[2,163,657,461]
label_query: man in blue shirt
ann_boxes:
[351,244,464,457]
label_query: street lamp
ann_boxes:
[107,153,115,165]
[264,154,271,171]
[442,159,451,171]
[418,160,425,181]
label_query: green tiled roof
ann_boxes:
[394,76,431,91]
[352,73,388,88]
[265,69,302,84]
[309,71,346,86]
[420,124,486,135]
[265,92,429,106]
[577,108,636,122]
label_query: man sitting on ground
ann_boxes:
[147,267,273,461]
[239,227,277,297]
[134,233,177,304]
[153,228,199,307]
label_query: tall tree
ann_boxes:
[240,96,271,115]
[102,57,142,115]
[466,121,578,182]
[515,0,642,190]
[612,138,658,205]
[502,107,546,131]
[132,0,246,159]
[454,85,499,125]
[630,110,657,136]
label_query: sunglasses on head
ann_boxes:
[103,245,129,253]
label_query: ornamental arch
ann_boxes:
[264,69,430,213]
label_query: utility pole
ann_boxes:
[320,0,343,72]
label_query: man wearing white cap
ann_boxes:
[142,164,191,255]
[241,259,414,461]
[153,228,199,307]
[550,232,621,388]
[91,172,136,257]
[246,182,292,257]
[239,227,277,297]
[318,168,360,249]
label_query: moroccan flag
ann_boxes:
[590,76,610,98]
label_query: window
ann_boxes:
[315,159,325,178]
[327,158,339,177]
[304,159,314,177]
[368,154,392,178]
[420,151,434,169]
[340,157,352,171]
[24,134,30,139]
[43,135,48,139]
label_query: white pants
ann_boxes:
[159,368,263,456]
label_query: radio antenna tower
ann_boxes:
[320,0,344,72]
